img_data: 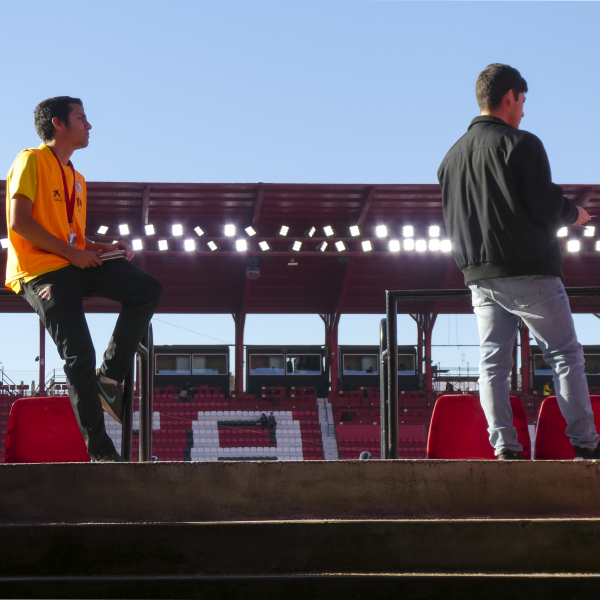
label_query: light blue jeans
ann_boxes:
[470,275,599,453]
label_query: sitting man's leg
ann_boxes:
[22,267,118,459]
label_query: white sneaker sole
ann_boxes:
[99,393,123,425]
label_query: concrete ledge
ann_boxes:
[1,460,600,523]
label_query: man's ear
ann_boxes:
[505,89,517,105]
[51,116,66,134]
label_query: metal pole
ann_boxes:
[379,318,389,459]
[138,324,154,462]
[386,291,399,459]
[121,361,134,461]
[38,321,45,396]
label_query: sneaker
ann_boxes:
[90,451,127,463]
[497,448,526,460]
[96,368,124,424]
[573,445,600,461]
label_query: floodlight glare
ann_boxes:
[416,239,427,252]
[245,226,257,237]
[324,226,335,237]
[172,224,183,236]
[557,227,568,237]
[158,239,168,251]
[119,224,129,236]
[224,224,236,237]
[403,238,415,251]
[236,239,248,252]
[584,226,595,237]
[350,225,361,237]
[279,225,289,236]
[389,239,400,252]
[307,227,316,238]
[375,225,388,238]
[596,241,600,252]
[97,225,108,235]
[207,241,219,251]
[441,239,452,252]
[184,239,196,252]
[429,239,441,251]
[361,240,372,252]
[318,241,328,252]
[0,238,8,249]
[335,241,346,252]
[429,225,440,238]
[259,241,271,251]
[145,224,155,236]
[131,239,143,251]
[567,240,580,253]
[292,241,302,251]
[194,226,204,237]
[403,225,414,237]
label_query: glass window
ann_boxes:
[584,355,600,375]
[286,354,322,375]
[343,354,378,375]
[155,354,191,375]
[250,354,285,375]
[192,354,228,375]
[533,355,553,375]
[398,354,416,375]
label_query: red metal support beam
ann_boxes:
[140,185,151,271]
[252,185,264,227]
[233,313,246,395]
[356,187,375,227]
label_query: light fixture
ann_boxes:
[389,239,400,252]
[279,225,289,236]
[307,227,316,238]
[429,239,441,251]
[259,241,270,251]
[557,227,568,237]
[131,239,143,251]
[97,225,108,235]
[596,241,600,252]
[172,224,183,236]
[158,240,168,251]
[145,224,155,236]
[207,241,219,252]
[0,239,8,249]
[361,240,372,252]
[184,239,195,252]
[584,226,595,237]
[291,241,302,252]
[335,241,346,252]
[236,239,248,252]
[245,226,257,237]
[441,239,452,252]
[288,258,298,266]
[324,226,335,237]
[224,224,236,237]
[429,225,440,237]
[567,240,580,253]
[194,226,204,237]
[375,225,387,238]
[119,224,129,236]
[403,225,414,237]
[403,238,415,251]
[416,239,427,252]
[350,225,361,237]
[317,241,328,252]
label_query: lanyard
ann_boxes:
[47,146,77,223]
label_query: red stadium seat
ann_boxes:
[5,397,90,463]
[427,394,531,459]
[535,395,600,460]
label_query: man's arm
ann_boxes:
[85,238,135,261]
[10,194,102,269]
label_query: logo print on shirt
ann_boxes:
[77,197,83,208]
[75,181,82,194]
[53,189,60,197]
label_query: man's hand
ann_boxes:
[113,240,135,261]
[67,247,103,269]
[574,206,591,226]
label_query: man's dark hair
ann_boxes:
[475,64,528,111]
[34,96,83,142]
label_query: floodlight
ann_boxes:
[0,239,8,249]
[184,239,196,252]
[362,240,372,252]
[194,226,204,237]
[389,239,400,252]
[317,241,328,252]
[403,238,415,251]
[172,224,183,236]
[207,241,219,251]
[245,226,257,236]
[567,240,580,253]
[145,224,155,236]
[403,225,414,237]
[324,226,335,237]
[236,239,248,252]
[224,224,236,237]
[350,225,361,237]
[557,227,568,237]
[307,227,316,238]
[429,239,441,251]
[596,241,600,252]
[584,226,595,237]
[416,239,427,252]
[259,241,271,251]
[429,225,440,237]
[119,224,129,235]
[97,225,108,235]
[441,239,452,252]
[375,225,387,238]
[132,239,143,251]
[335,241,346,252]
[292,241,302,251]
[279,225,289,236]
[158,240,168,251]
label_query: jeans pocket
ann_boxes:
[508,279,544,309]
[469,285,486,307]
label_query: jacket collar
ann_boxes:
[468,115,512,130]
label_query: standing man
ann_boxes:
[6,96,163,462]
[437,64,599,460]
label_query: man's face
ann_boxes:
[506,90,525,129]
[55,104,92,148]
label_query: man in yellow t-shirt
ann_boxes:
[6,96,163,462]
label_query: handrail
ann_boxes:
[382,286,600,459]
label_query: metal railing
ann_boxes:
[380,287,600,460]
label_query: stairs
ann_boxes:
[317,398,339,459]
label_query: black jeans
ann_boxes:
[22,259,163,456]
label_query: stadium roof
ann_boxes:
[1,181,600,315]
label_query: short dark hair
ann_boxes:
[34,96,83,142]
[475,64,528,111]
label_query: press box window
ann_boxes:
[533,355,553,375]
[155,354,191,375]
[286,354,322,375]
[192,354,228,375]
[398,354,416,375]
[250,355,285,375]
[343,354,378,375]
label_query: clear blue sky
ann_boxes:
[1,1,599,386]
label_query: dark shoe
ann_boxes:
[573,445,600,461]
[497,448,526,460]
[96,368,124,424]
[90,451,127,463]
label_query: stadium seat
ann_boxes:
[5,397,91,463]
[427,394,531,459]
[535,395,600,460]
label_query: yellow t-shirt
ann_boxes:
[5,144,87,293]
